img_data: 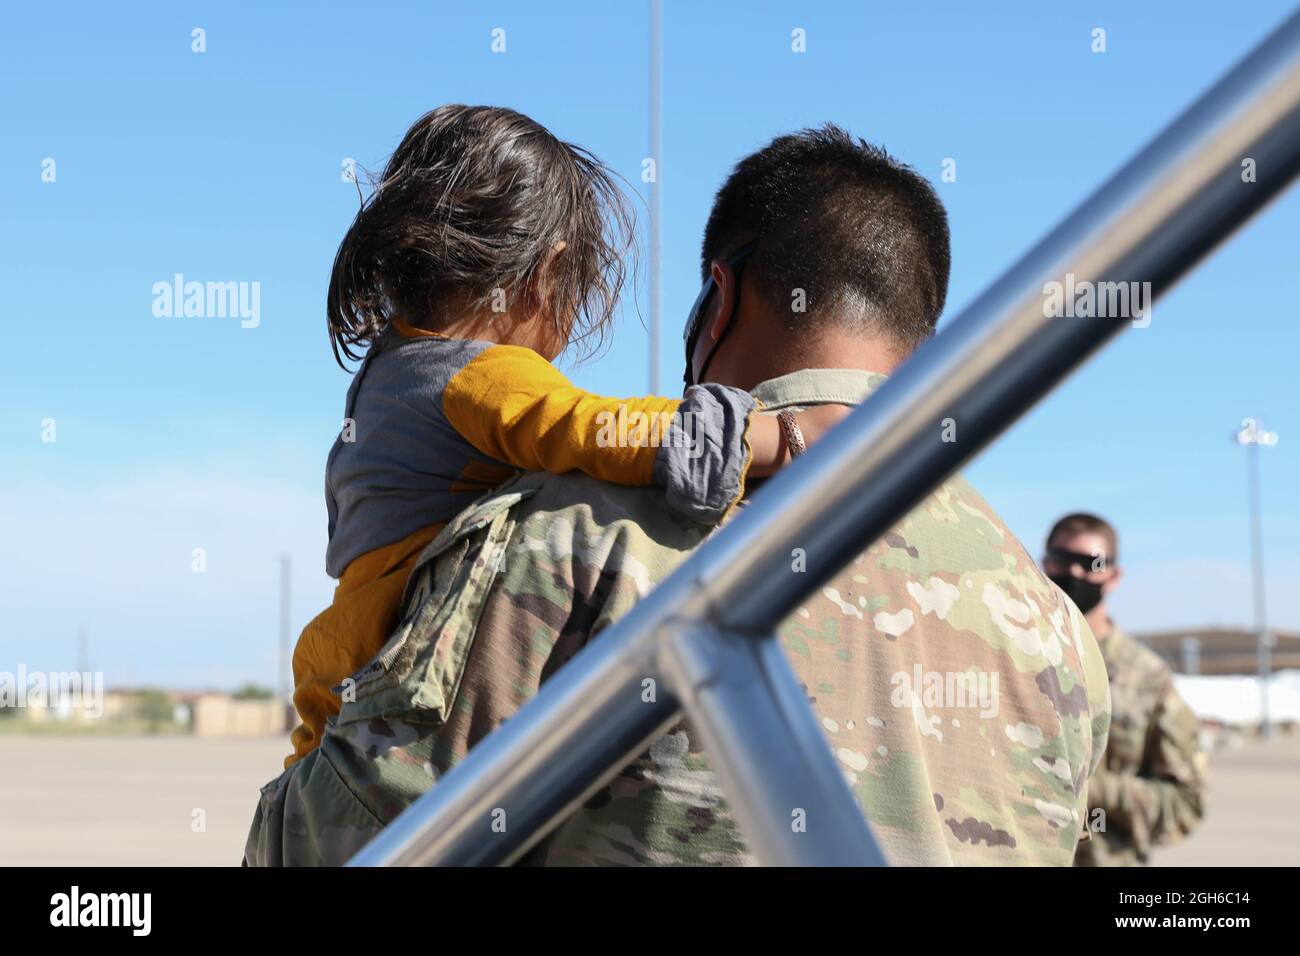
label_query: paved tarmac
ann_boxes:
[2,731,1296,866]
[0,735,287,866]
[1157,731,1300,867]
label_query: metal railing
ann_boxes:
[349,8,1300,867]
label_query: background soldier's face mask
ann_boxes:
[1043,546,1113,615]
[1048,573,1106,615]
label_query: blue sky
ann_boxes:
[3,0,1297,689]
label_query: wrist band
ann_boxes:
[776,410,807,458]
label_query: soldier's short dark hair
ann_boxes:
[700,124,951,351]
[1047,513,1119,564]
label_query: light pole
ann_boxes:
[1234,418,1278,736]
[648,0,662,393]
[279,554,292,708]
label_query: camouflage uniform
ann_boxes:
[245,369,1111,867]
[1074,624,1206,866]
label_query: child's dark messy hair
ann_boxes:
[327,105,636,367]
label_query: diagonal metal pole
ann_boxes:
[349,9,1300,867]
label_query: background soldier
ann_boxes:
[1043,513,1208,866]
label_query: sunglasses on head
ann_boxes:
[682,241,757,388]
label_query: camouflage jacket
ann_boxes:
[1073,623,1206,866]
[245,369,1111,867]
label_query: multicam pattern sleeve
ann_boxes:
[1074,628,1206,866]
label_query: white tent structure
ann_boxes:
[1174,670,1300,727]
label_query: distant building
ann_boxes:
[18,688,158,725]
[1135,628,1300,676]
[190,693,289,737]
[5,684,289,737]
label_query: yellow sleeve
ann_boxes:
[442,344,680,486]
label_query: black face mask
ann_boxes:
[1048,574,1105,615]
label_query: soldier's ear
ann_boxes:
[706,258,740,344]
[1103,566,1123,594]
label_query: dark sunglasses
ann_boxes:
[683,242,757,387]
[1044,547,1113,573]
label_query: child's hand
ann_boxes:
[792,403,854,451]
[746,403,854,477]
